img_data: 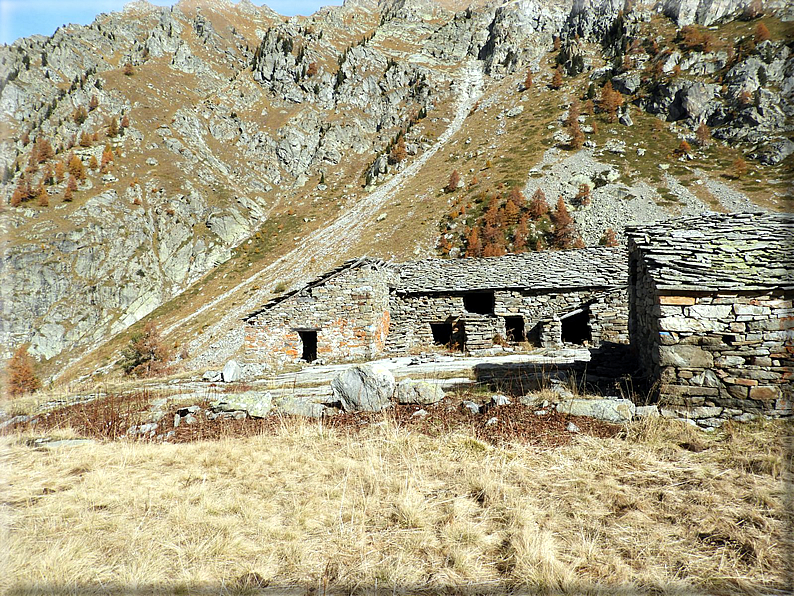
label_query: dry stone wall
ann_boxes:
[245,260,392,369]
[627,212,794,426]
[387,287,629,353]
[635,287,793,425]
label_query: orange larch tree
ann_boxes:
[7,346,41,397]
[528,188,549,220]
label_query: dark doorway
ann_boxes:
[298,330,318,362]
[561,309,591,344]
[504,316,525,342]
[463,291,495,314]
[430,322,453,346]
[525,321,542,346]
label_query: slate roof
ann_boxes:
[243,257,389,321]
[394,247,627,294]
[626,212,794,292]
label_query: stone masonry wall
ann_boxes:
[245,263,391,369]
[629,251,659,376]
[387,287,628,352]
[589,289,630,345]
[632,267,793,425]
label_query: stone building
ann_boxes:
[244,247,629,369]
[244,258,392,370]
[388,248,628,353]
[627,212,793,423]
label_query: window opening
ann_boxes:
[463,291,495,314]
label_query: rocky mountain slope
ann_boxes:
[1,0,791,383]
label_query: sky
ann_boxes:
[0,0,340,45]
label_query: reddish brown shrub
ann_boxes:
[528,188,549,220]
[444,170,461,193]
[551,196,578,249]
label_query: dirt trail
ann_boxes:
[177,61,485,367]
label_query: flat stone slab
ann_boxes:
[35,439,96,449]
[556,398,635,423]
[212,391,273,418]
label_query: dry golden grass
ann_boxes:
[2,416,791,595]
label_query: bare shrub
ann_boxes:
[118,322,173,377]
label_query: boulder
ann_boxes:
[506,105,524,118]
[462,400,480,414]
[202,370,221,382]
[612,72,641,95]
[678,82,718,122]
[395,379,445,405]
[556,398,635,423]
[274,398,327,418]
[750,137,794,166]
[222,360,242,383]
[491,394,511,407]
[550,384,574,400]
[213,391,273,418]
[518,394,545,407]
[331,364,395,412]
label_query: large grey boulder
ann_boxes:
[556,398,635,423]
[395,379,445,405]
[222,360,242,383]
[679,81,718,122]
[331,364,395,412]
[750,137,794,166]
[213,391,273,418]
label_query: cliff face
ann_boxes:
[1,0,791,379]
[0,0,449,363]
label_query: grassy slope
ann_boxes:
[2,416,791,594]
